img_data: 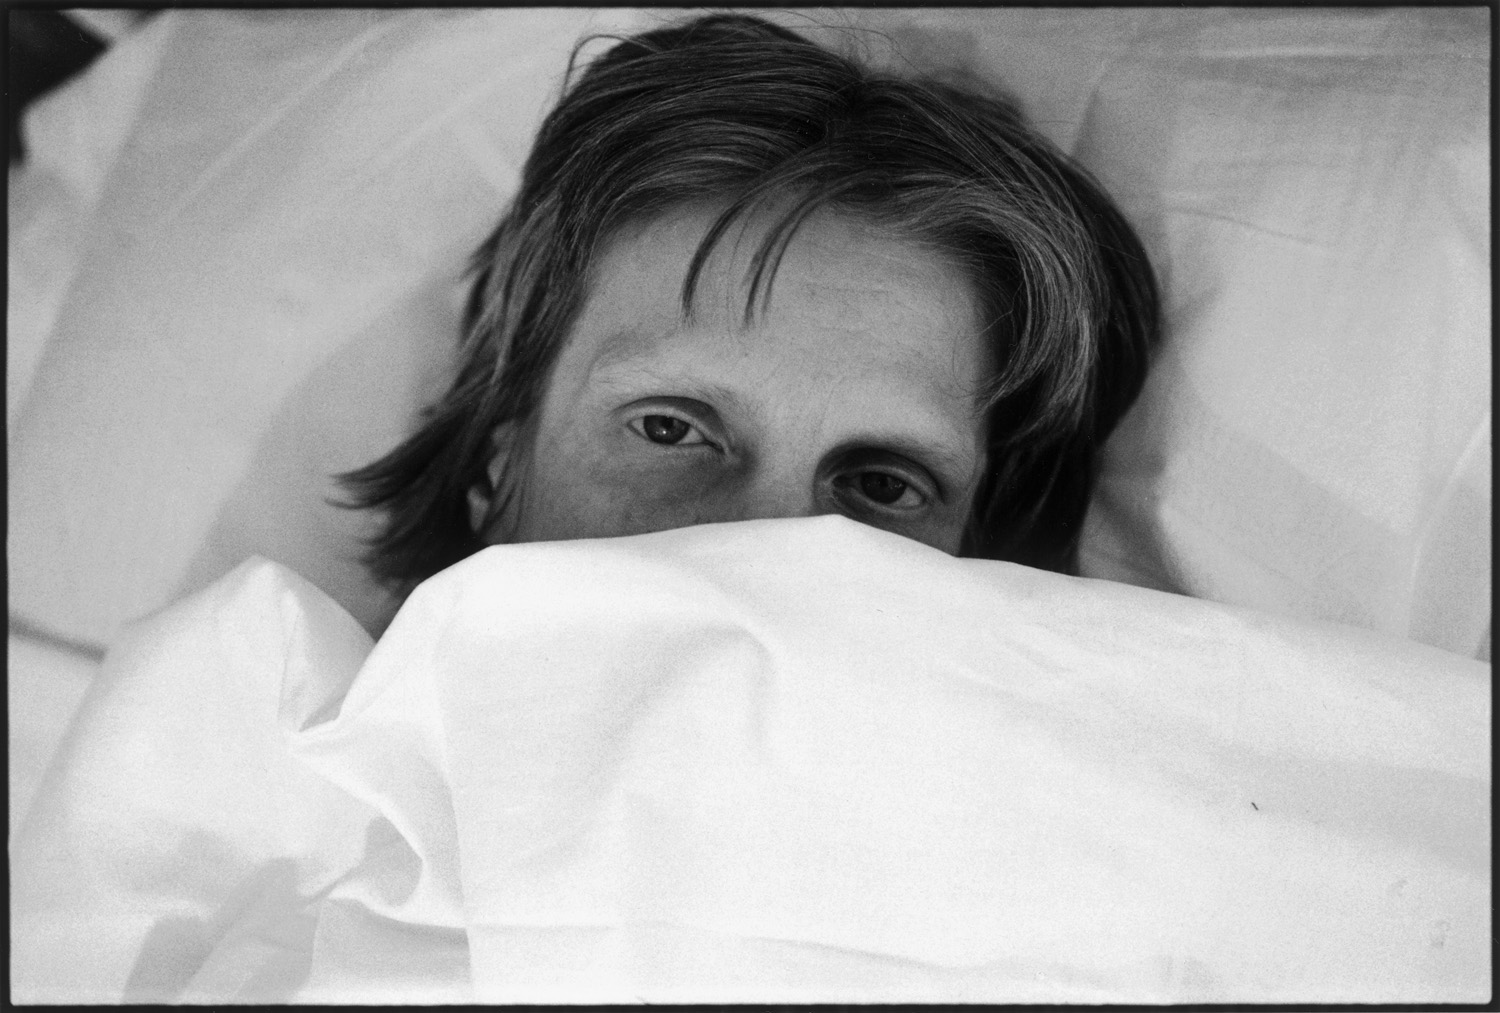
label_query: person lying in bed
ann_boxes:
[342,13,1159,601]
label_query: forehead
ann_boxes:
[575,206,990,406]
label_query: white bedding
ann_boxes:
[11,517,1489,1003]
[7,9,1491,1003]
[7,633,98,839]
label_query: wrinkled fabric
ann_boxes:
[10,517,1490,1003]
[1057,7,1491,659]
[7,632,98,838]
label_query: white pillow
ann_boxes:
[1058,8,1491,659]
[7,9,1490,658]
[8,9,647,643]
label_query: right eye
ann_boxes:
[629,413,709,447]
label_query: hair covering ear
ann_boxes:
[466,478,494,537]
[467,422,524,541]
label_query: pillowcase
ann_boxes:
[1054,8,1491,659]
[8,9,648,643]
[7,8,1490,658]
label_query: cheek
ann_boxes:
[515,422,615,541]
[517,420,724,542]
[931,517,967,556]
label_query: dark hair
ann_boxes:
[341,13,1159,596]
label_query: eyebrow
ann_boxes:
[585,326,681,377]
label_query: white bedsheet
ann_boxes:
[9,516,1490,1003]
[7,632,98,838]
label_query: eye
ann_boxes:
[835,469,927,511]
[858,472,909,505]
[630,413,709,447]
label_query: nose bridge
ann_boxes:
[717,450,823,524]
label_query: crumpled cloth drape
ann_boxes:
[10,516,1490,1003]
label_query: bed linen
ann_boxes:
[7,633,98,839]
[11,517,1489,1004]
[8,8,1490,660]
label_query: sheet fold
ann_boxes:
[10,516,1491,1002]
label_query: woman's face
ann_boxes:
[477,206,990,553]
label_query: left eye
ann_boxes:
[859,472,908,505]
[838,470,925,510]
[631,414,708,446]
